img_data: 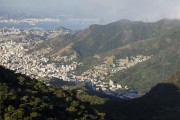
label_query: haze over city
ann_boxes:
[1,0,180,24]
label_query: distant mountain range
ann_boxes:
[0,14,101,30]
[32,19,180,94]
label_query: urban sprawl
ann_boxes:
[0,21,152,99]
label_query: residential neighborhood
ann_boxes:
[0,26,151,99]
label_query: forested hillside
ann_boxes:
[0,65,180,120]
[97,72,180,120]
[29,19,180,94]
[0,66,102,120]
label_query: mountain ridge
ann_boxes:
[29,19,180,94]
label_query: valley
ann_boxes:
[1,19,180,98]
[2,1,180,119]
[0,28,146,99]
[29,19,180,94]
[1,17,180,120]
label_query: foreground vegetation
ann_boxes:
[1,65,180,120]
[0,66,102,120]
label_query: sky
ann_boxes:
[1,0,180,24]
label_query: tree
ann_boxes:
[0,83,8,119]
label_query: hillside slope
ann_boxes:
[97,72,180,120]
[0,66,101,120]
[0,66,180,120]
[32,19,162,57]
[30,19,180,94]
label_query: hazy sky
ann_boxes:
[1,0,180,23]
